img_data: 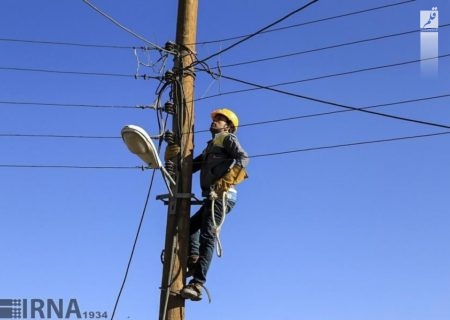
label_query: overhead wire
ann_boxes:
[1,130,450,169]
[196,93,450,133]
[4,46,446,104]
[194,0,320,64]
[0,66,162,79]
[250,131,450,159]
[0,37,135,49]
[110,169,157,320]
[218,23,450,69]
[196,53,450,101]
[82,0,173,54]
[195,0,416,45]
[2,1,446,163]
[0,133,120,139]
[0,164,144,170]
[199,63,450,131]
[2,93,449,139]
[0,100,154,109]
[0,1,416,50]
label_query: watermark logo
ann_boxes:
[0,299,107,319]
[420,7,439,76]
[421,7,439,31]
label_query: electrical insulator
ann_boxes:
[164,70,175,83]
[165,41,176,52]
[164,131,175,145]
[164,101,175,115]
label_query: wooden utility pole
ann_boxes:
[159,1,198,320]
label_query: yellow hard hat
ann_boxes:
[211,108,239,132]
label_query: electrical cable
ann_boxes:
[0,134,120,139]
[1,131,449,169]
[2,50,446,84]
[0,37,135,49]
[0,164,145,170]
[110,89,169,319]
[1,49,447,112]
[196,53,450,101]
[218,23,450,69]
[2,93,449,139]
[201,62,450,131]
[134,47,171,79]
[82,0,173,54]
[194,93,450,133]
[0,66,162,79]
[195,0,416,45]
[195,0,319,64]
[0,100,153,109]
[0,1,416,50]
[250,131,450,159]
[110,169,157,320]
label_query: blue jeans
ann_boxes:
[188,190,236,284]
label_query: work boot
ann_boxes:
[186,255,199,278]
[181,282,202,301]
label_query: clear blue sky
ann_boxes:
[1,1,449,319]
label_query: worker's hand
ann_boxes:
[164,144,180,161]
[214,165,247,196]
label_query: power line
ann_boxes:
[0,66,162,79]
[3,21,442,96]
[196,0,319,64]
[2,93,449,139]
[218,23,450,69]
[250,131,450,159]
[196,53,450,101]
[3,50,446,83]
[199,61,450,131]
[0,133,162,140]
[0,37,135,49]
[1,52,446,114]
[110,169,157,320]
[195,93,450,133]
[0,164,145,170]
[82,0,172,54]
[1,130,449,169]
[0,2,423,53]
[0,1,415,51]
[0,134,120,139]
[196,0,416,45]
[0,100,152,109]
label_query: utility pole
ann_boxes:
[159,1,198,320]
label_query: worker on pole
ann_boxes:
[167,108,249,301]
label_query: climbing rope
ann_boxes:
[209,189,229,257]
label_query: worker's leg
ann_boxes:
[192,198,235,284]
[188,204,205,258]
[182,193,236,300]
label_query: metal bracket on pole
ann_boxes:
[156,193,203,206]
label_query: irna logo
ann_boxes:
[0,299,107,319]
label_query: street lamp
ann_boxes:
[121,124,176,194]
